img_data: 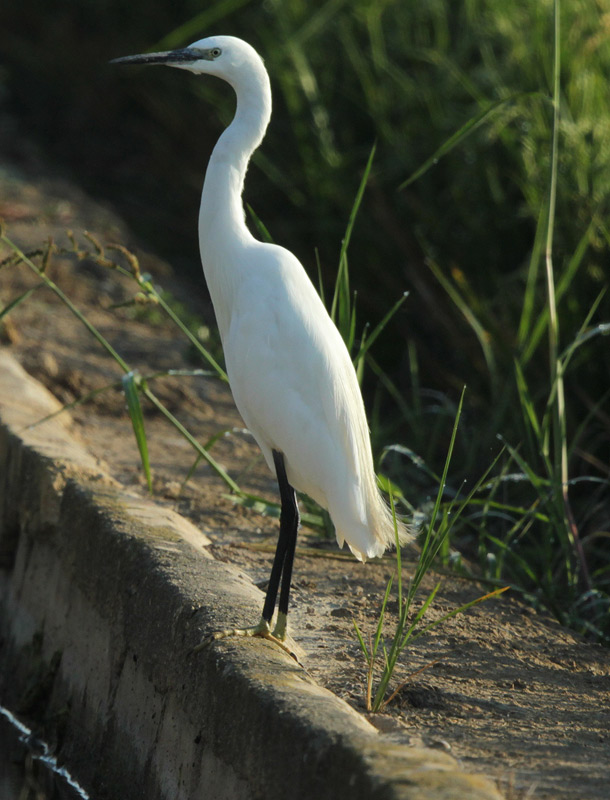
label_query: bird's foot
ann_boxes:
[193,614,300,662]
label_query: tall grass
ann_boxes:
[358,0,610,643]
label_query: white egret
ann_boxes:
[112,36,411,652]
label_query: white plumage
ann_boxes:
[113,35,410,645]
[193,35,408,559]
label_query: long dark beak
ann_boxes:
[110,48,201,66]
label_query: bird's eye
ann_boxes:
[211,48,222,58]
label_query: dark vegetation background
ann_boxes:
[1,0,609,639]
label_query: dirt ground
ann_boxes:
[1,161,609,800]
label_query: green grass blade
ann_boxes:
[399,94,534,190]
[353,292,409,370]
[352,619,370,663]
[410,586,510,643]
[544,0,565,489]
[330,141,376,325]
[342,141,376,255]
[514,358,542,448]
[522,219,594,364]
[559,289,609,370]
[139,279,228,382]
[355,325,368,385]
[141,385,241,494]
[518,198,549,346]
[381,444,442,485]
[1,285,43,318]
[416,387,465,576]
[425,258,497,388]
[372,575,393,657]
[399,581,442,650]
[390,489,402,611]
[484,534,541,584]
[315,248,325,305]
[497,436,550,491]
[27,379,124,428]
[180,426,234,489]
[122,371,152,493]
[247,204,275,243]
[346,288,357,352]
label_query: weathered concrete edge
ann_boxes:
[0,350,503,800]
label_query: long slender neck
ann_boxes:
[199,64,271,248]
[198,61,272,340]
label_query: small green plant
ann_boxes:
[354,390,509,712]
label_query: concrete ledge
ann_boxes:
[0,350,503,800]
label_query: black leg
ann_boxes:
[260,450,299,627]
[275,453,299,620]
[195,449,301,660]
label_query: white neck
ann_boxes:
[198,62,272,339]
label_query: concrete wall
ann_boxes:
[0,350,503,800]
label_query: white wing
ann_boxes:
[221,241,402,559]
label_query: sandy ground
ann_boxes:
[1,162,609,800]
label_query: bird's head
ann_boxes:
[111,35,264,86]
